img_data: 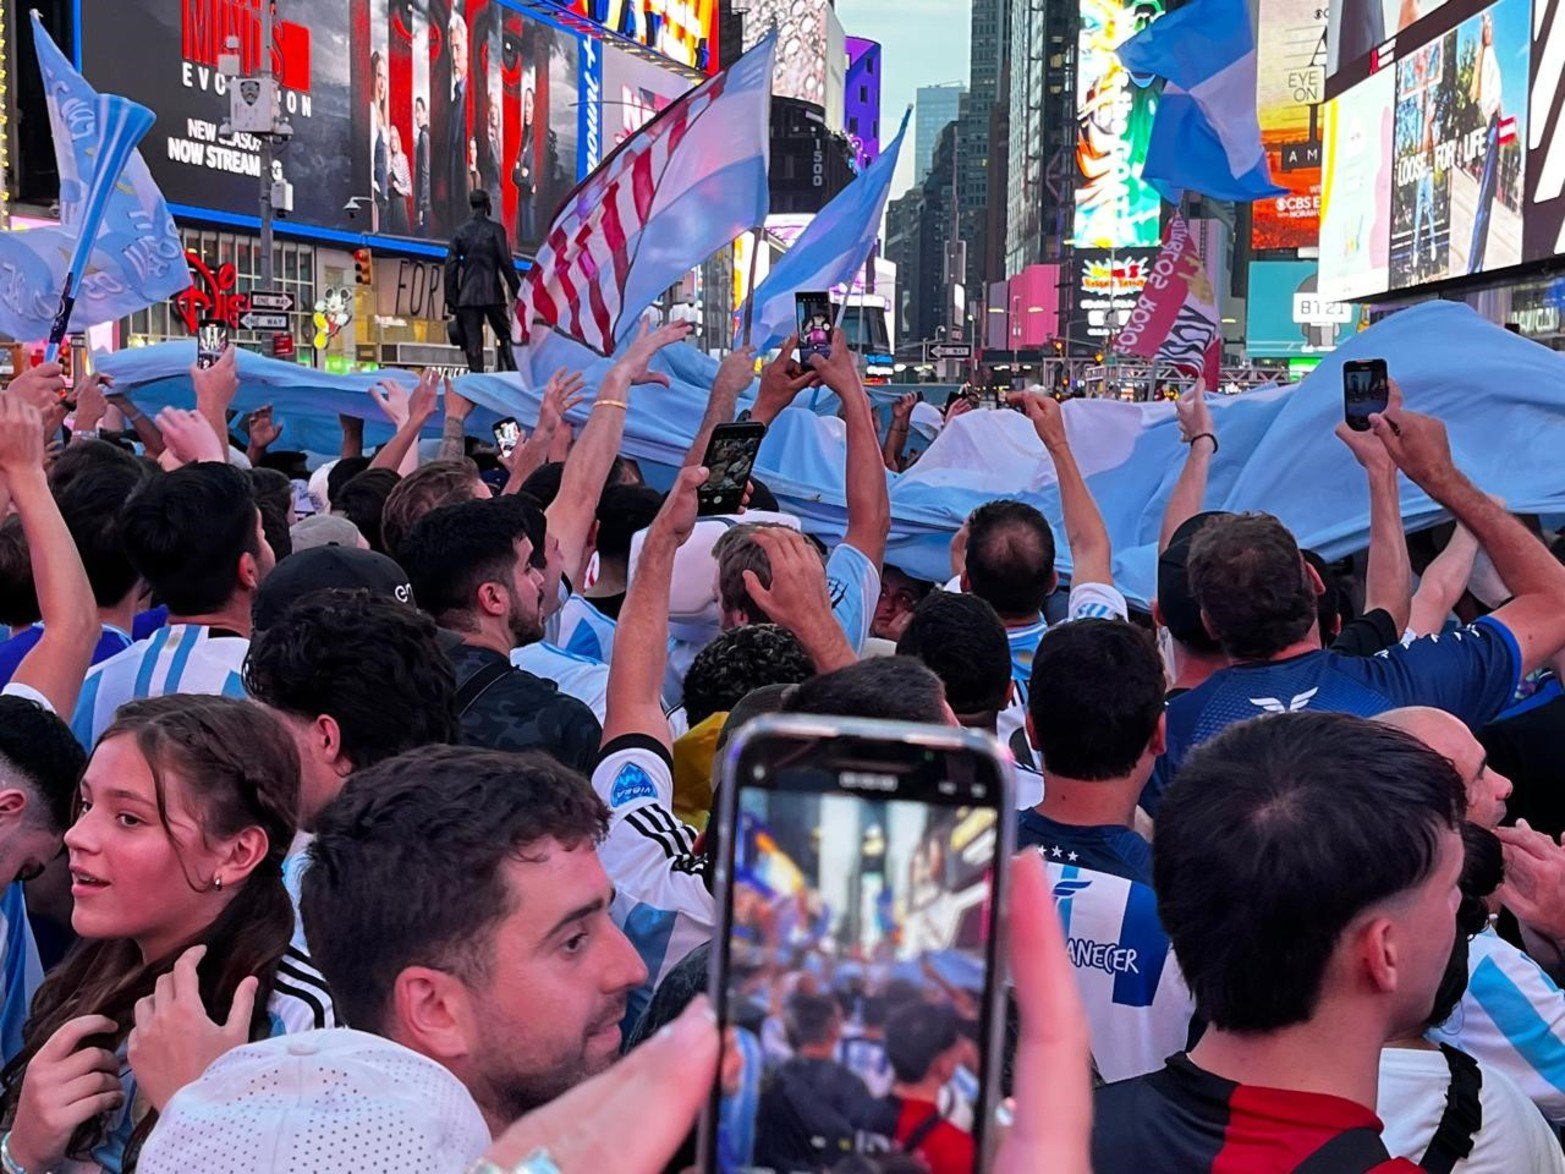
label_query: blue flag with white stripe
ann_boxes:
[0,16,186,343]
[739,108,910,353]
[1115,0,1285,204]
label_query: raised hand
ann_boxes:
[539,368,588,431]
[1174,378,1213,447]
[6,361,68,414]
[1008,388,1069,452]
[0,396,45,475]
[611,320,692,389]
[156,407,228,466]
[444,377,476,423]
[891,391,918,424]
[128,945,258,1113]
[1368,376,1457,491]
[651,463,709,548]
[740,526,834,637]
[754,334,820,423]
[408,368,441,425]
[806,328,860,396]
[5,1014,123,1173]
[245,405,283,452]
[1334,417,1393,474]
[370,379,413,426]
[73,373,113,433]
[945,394,974,423]
[191,343,239,413]
[1497,821,1565,946]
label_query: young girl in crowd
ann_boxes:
[0,696,333,1172]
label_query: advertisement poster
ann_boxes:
[741,0,832,108]
[1070,0,1165,250]
[544,0,718,74]
[1326,0,1455,88]
[1387,0,1527,289]
[1523,1,1565,262]
[360,0,581,252]
[78,0,586,257]
[1072,249,1156,339]
[600,44,694,154]
[1319,68,1395,300]
[1247,260,1361,356]
[1254,0,1327,250]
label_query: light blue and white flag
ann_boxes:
[738,107,910,352]
[1116,0,1285,204]
[0,16,186,344]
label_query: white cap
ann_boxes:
[307,459,338,514]
[910,401,944,440]
[138,1028,491,1174]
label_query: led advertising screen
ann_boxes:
[741,0,832,109]
[1247,260,1363,356]
[78,0,587,256]
[1071,0,1166,250]
[1522,10,1565,262]
[599,44,696,154]
[1326,0,1457,90]
[543,0,718,74]
[1253,0,1327,250]
[1073,248,1157,339]
[1320,0,1531,299]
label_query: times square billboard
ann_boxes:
[75,0,695,257]
[1319,0,1549,301]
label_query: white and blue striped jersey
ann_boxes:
[70,624,248,749]
[824,542,880,655]
[0,882,41,1066]
[1046,856,1195,1084]
[995,581,1130,751]
[555,594,619,664]
[591,735,713,1030]
[1432,925,1565,1124]
[513,641,611,724]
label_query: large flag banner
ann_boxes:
[0,16,187,344]
[1115,216,1221,384]
[517,33,775,356]
[739,107,911,352]
[1116,0,1286,204]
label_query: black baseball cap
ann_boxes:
[1156,511,1233,654]
[252,545,415,633]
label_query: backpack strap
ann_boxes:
[1292,1126,1395,1174]
[1418,1045,1483,1174]
[456,658,514,717]
[903,1107,945,1154]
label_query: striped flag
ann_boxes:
[518,33,775,356]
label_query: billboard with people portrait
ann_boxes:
[1319,0,1531,299]
[1070,0,1166,250]
[542,0,718,74]
[76,0,587,257]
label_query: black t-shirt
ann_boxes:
[443,633,602,774]
[1164,609,1401,703]
[1481,682,1565,839]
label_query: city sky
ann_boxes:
[837,0,970,198]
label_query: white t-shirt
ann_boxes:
[1378,1045,1564,1172]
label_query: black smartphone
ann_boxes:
[702,714,1013,1173]
[698,420,767,516]
[1342,359,1389,432]
[492,417,521,457]
[196,319,229,370]
[795,290,834,366]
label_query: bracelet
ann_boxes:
[2,1131,36,1174]
[1188,431,1218,454]
[595,399,628,411]
[74,427,100,440]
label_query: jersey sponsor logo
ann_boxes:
[1068,936,1141,976]
[609,762,658,807]
[1248,687,1319,714]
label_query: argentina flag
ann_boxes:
[1115,0,1286,204]
[0,15,186,343]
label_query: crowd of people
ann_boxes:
[0,314,1560,1173]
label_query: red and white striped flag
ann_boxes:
[517,33,775,356]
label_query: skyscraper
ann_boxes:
[914,83,965,184]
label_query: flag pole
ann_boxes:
[739,224,764,349]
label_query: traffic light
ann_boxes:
[354,248,373,286]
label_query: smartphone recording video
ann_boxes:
[1342,359,1389,433]
[795,291,834,367]
[704,716,1011,1174]
[493,417,521,456]
[196,319,229,371]
[698,420,766,516]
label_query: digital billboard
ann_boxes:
[1071,0,1166,250]
[78,0,587,256]
[1522,11,1565,262]
[599,43,696,154]
[1253,0,1327,250]
[543,0,718,74]
[741,0,832,110]
[1319,0,1531,299]
[1072,249,1157,339]
[1247,260,1362,356]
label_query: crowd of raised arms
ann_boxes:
[0,317,1563,1174]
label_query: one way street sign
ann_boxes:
[239,311,290,331]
